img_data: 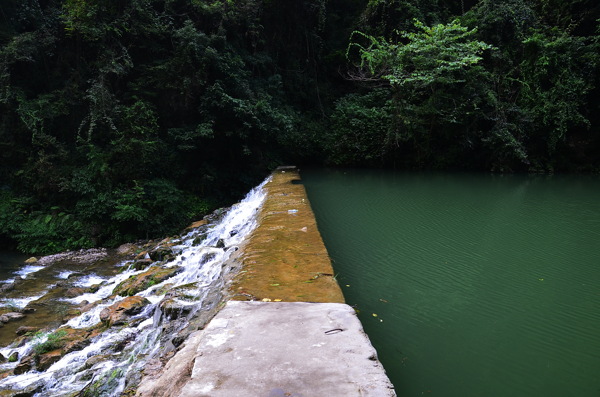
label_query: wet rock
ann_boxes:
[203,207,228,224]
[21,307,36,314]
[0,282,15,293]
[117,243,138,256]
[37,349,63,371]
[67,272,84,279]
[148,246,174,262]
[0,352,5,363]
[65,287,86,298]
[13,355,32,375]
[100,296,151,327]
[159,298,194,320]
[0,312,25,323]
[24,257,38,263]
[171,335,185,348]
[16,327,93,374]
[135,250,149,260]
[87,283,102,293]
[192,234,207,246]
[186,219,207,230]
[61,327,94,354]
[16,326,39,336]
[83,354,112,370]
[4,381,44,396]
[112,267,181,296]
[37,248,108,266]
[216,239,226,248]
[132,258,153,270]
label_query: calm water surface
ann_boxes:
[303,169,600,397]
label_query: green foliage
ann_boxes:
[519,29,598,152]
[0,0,599,252]
[33,330,68,356]
[328,89,394,165]
[349,19,492,88]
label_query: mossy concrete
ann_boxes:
[135,167,396,396]
[231,166,345,303]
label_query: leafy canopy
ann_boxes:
[349,19,493,88]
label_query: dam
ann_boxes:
[136,167,396,396]
[0,167,395,396]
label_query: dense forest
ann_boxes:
[1,0,598,254]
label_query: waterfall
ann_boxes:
[0,177,269,396]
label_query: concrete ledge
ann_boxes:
[232,167,345,303]
[178,301,395,397]
[135,168,396,396]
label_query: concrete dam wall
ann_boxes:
[136,167,396,396]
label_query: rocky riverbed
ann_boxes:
[0,179,268,396]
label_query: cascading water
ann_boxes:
[0,177,269,396]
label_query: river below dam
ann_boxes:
[303,169,600,397]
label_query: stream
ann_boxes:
[0,177,268,396]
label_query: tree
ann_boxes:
[346,19,492,165]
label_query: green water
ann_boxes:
[303,169,600,397]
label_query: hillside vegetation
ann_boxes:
[1,0,598,253]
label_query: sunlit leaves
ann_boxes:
[349,19,492,88]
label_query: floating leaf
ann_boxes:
[274,299,282,302]
[372,313,378,317]
[270,283,280,287]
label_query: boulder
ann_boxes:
[112,267,181,296]
[132,258,153,271]
[0,353,5,363]
[99,296,151,327]
[0,312,25,324]
[37,349,63,371]
[186,219,207,230]
[148,246,174,262]
[159,298,194,321]
[117,243,138,256]
[15,327,93,374]
[16,326,39,336]
[8,351,18,362]
[0,282,15,293]
[61,327,93,354]
[13,356,33,376]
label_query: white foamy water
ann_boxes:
[56,271,73,279]
[0,177,269,396]
[1,294,45,309]
[72,274,107,287]
[15,265,44,278]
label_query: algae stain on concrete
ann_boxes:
[231,167,345,303]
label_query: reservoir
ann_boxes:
[303,169,600,397]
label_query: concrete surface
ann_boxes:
[232,167,345,303]
[135,167,396,396]
[138,301,395,397]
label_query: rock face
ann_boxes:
[112,267,180,296]
[100,296,151,327]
